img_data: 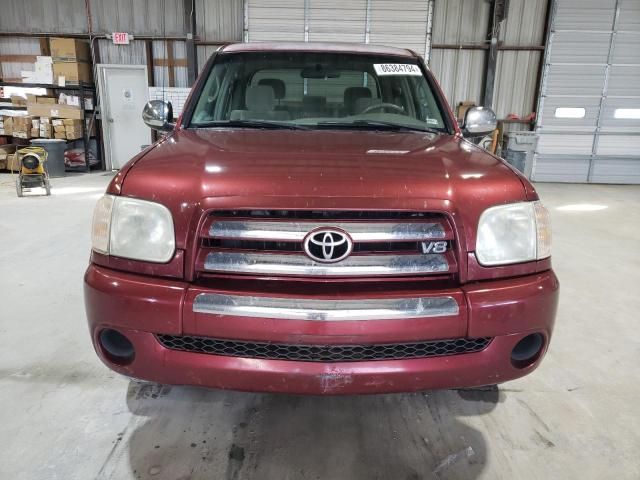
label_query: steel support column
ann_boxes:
[482,0,508,108]
[184,0,198,85]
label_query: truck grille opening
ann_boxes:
[202,238,430,254]
[196,210,458,278]
[156,335,491,362]
[212,210,436,220]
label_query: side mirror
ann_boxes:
[462,106,497,136]
[142,100,175,132]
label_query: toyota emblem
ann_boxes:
[303,228,353,263]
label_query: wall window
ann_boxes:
[554,107,586,119]
[614,108,640,119]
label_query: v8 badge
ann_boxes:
[421,241,448,254]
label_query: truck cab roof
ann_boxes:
[219,41,418,58]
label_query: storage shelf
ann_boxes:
[0,104,94,112]
[0,134,98,138]
[1,71,102,172]
[0,81,95,91]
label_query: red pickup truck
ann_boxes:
[85,42,558,394]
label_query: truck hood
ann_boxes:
[118,129,531,250]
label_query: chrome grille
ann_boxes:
[198,210,456,278]
[156,334,492,362]
[209,220,446,241]
[193,293,460,320]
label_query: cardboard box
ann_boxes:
[0,144,16,161]
[58,93,82,106]
[54,125,67,133]
[37,96,57,104]
[54,132,67,140]
[62,119,82,128]
[0,119,12,135]
[53,62,92,84]
[52,119,64,126]
[11,96,26,106]
[66,129,82,140]
[39,124,52,138]
[13,116,34,129]
[27,103,82,120]
[20,56,54,84]
[13,131,34,139]
[12,116,36,139]
[456,101,477,122]
[30,128,39,138]
[6,153,20,172]
[0,121,12,135]
[49,38,91,63]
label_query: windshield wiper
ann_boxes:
[317,120,443,134]
[194,120,310,130]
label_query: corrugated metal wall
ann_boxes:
[430,0,490,111]
[308,0,367,44]
[95,39,191,87]
[245,0,306,42]
[97,39,147,64]
[494,0,546,119]
[89,0,186,36]
[534,0,640,184]
[2,0,548,124]
[1,0,545,114]
[0,0,188,36]
[368,0,431,56]
[197,45,222,73]
[245,0,432,57]
[196,0,243,41]
[430,0,546,120]
[0,0,88,33]
[0,38,41,81]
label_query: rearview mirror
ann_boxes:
[462,106,497,136]
[142,100,175,132]
[300,64,340,79]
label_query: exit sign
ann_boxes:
[112,32,130,45]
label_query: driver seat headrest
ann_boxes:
[344,87,372,115]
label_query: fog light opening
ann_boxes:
[99,329,135,365]
[511,333,544,369]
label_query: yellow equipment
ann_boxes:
[16,146,51,197]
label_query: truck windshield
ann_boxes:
[189,52,448,133]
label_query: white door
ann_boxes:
[97,65,150,170]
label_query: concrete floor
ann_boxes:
[0,172,638,480]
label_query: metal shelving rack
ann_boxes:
[0,81,102,172]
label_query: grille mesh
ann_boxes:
[156,335,491,362]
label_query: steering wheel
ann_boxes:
[360,102,406,115]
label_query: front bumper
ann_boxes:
[84,265,559,394]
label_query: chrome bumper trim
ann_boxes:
[209,220,446,241]
[193,294,459,320]
[203,252,449,276]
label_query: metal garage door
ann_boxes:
[245,0,431,57]
[534,0,640,183]
[368,0,430,57]
[245,0,306,42]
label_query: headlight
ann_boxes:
[91,194,175,263]
[476,201,551,266]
